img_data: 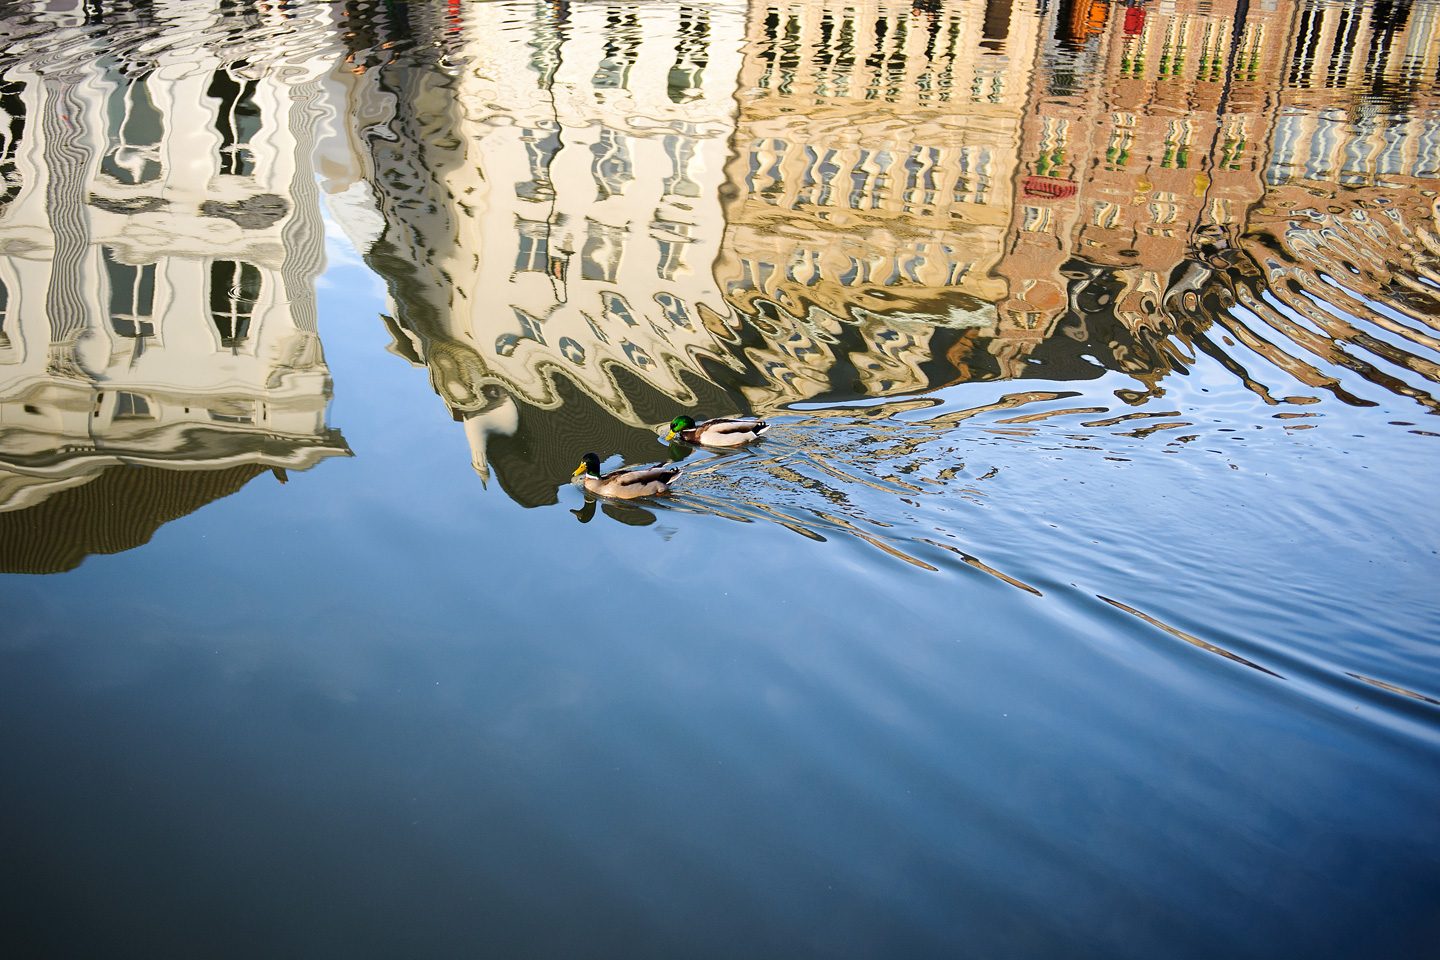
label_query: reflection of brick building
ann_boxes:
[994,0,1292,379]
[1230,0,1440,410]
[0,4,351,570]
[993,0,1440,411]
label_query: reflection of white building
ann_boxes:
[0,6,351,568]
[333,1,748,481]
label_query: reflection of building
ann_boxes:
[996,0,1290,366]
[333,1,749,503]
[0,8,351,573]
[331,0,1440,507]
[992,0,1440,410]
[715,0,1042,406]
[720,0,1037,312]
[1233,0,1440,410]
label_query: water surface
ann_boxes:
[2,1,1439,957]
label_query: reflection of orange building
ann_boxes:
[1057,0,1110,48]
[995,0,1292,378]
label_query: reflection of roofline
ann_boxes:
[0,423,351,479]
[0,462,276,575]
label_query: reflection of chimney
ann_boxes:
[459,390,519,486]
[982,0,1012,50]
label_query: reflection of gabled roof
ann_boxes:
[0,424,352,571]
[0,463,271,575]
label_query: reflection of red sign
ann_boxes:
[1023,176,1078,199]
[1124,6,1146,35]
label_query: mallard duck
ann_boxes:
[665,415,770,447]
[572,453,680,499]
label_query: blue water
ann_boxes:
[3,1,1440,957]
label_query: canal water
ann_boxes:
[2,1,1438,957]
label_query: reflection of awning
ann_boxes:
[0,463,270,575]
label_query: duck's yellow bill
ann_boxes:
[572,464,587,478]
[664,431,678,442]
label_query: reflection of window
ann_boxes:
[1106,115,1135,170]
[517,124,561,201]
[786,248,821,286]
[1092,202,1123,229]
[1287,7,1323,88]
[601,291,638,326]
[113,392,153,419]
[210,260,261,348]
[593,10,640,89]
[591,127,633,200]
[726,259,776,297]
[668,7,710,103]
[1021,205,1053,233]
[515,218,550,272]
[104,247,155,338]
[902,146,940,208]
[954,146,992,204]
[0,75,25,217]
[945,261,973,286]
[1159,17,1190,80]
[207,67,261,177]
[797,146,840,207]
[654,292,692,329]
[656,239,685,280]
[581,220,624,282]
[1034,119,1067,177]
[838,257,874,287]
[848,149,892,210]
[100,67,163,185]
[663,134,701,198]
[209,399,256,423]
[1161,119,1193,169]
[1220,119,1248,170]
[1148,201,1180,224]
[1208,198,1235,226]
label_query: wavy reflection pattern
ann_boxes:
[332,0,1440,513]
[2,0,1439,571]
[0,1,352,573]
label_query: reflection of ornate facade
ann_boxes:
[719,0,1037,315]
[1234,0,1440,410]
[993,0,1440,409]
[715,0,1041,405]
[0,6,351,572]
[997,0,1290,360]
[334,1,748,498]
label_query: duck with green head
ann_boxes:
[665,415,770,447]
[572,453,680,499]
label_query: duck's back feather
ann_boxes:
[690,417,770,446]
[588,463,680,499]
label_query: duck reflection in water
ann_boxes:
[570,497,657,527]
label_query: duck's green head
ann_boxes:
[666,415,695,441]
[573,453,601,478]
